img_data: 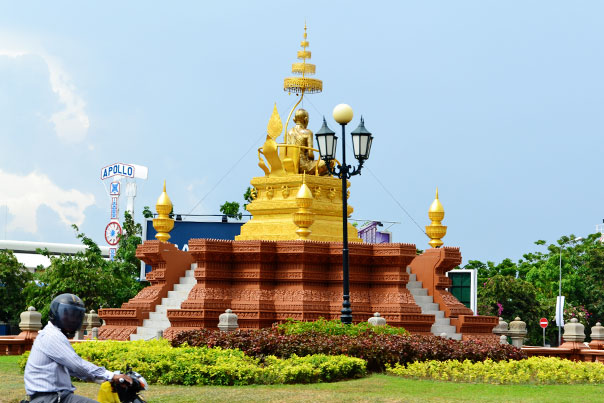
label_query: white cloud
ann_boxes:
[0,169,95,233]
[0,49,89,143]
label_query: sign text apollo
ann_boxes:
[100,163,135,180]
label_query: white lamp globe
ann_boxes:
[333,104,353,125]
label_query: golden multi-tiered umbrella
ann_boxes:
[283,24,322,142]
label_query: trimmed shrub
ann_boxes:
[171,327,526,372]
[277,318,409,336]
[18,339,366,385]
[387,356,604,384]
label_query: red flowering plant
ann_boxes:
[171,325,526,372]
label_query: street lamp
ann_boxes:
[315,104,373,324]
[557,236,583,345]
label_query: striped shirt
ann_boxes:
[24,322,114,396]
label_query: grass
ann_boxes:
[3,355,604,403]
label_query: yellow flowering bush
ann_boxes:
[19,339,366,385]
[386,357,604,384]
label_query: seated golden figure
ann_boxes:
[284,109,328,175]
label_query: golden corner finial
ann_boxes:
[153,180,174,242]
[294,171,314,239]
[425,187,447,248]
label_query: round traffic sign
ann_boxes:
[539,318,548,328]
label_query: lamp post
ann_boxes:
[557,236,583,345]
[315,104,373,324]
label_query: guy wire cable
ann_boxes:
[365,166,429,238]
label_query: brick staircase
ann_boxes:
[130,264,197,341]
[406,267,462,340]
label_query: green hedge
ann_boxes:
[19,339,366,385]
[387,357,604,384]
[276,318,409,336]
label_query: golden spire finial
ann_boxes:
[153,180,174,242]
[425,187,447,248]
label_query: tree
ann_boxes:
[25,213,146,322]
[469,232,604,344]
[243,187,254,211]
[142,206,153,219]
[0,250,33,324]
[219,201,242,220]
[25,227,120,321]
[477,274,545,345]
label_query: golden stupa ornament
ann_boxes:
[293,173,314,239]
[425,188,447,248]
[153,180,174,242]
[283,24,322,142]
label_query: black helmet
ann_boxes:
[49,293,86,337]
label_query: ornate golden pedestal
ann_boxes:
[236,174,361,242]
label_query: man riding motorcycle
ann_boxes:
[23,293,132,402]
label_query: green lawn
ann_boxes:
[3,355,604,403]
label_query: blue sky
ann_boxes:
[0,1,602,264]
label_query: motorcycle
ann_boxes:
[97,366,148,403]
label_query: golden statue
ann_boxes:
[283,109,328,175]
[238,25,362,242]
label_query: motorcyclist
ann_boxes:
[23,293,132,402]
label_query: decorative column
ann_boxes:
[508,317,527,348]
[560,318,587,349]
[368,312,387,326]
[85,310,102,335]
[492,317,509,337]
[18,307,42,340]
[589,322,604,350]
[218,309,239,332]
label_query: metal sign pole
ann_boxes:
[543,327,545,347]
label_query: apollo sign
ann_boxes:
[100,163,148,180]
[101,163,134,180]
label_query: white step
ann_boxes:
[423,311,445,319]
[148,312,167,321]
[161,297,182,306]
[408,287,428,296]
[179,276,197,285]
[407,280,423,289]
[168,290,190,299]
[414,295,434,304]
[419,302,440,312]
[142,318,171,327]
[154,305,180,314]
[174,282,195,291]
